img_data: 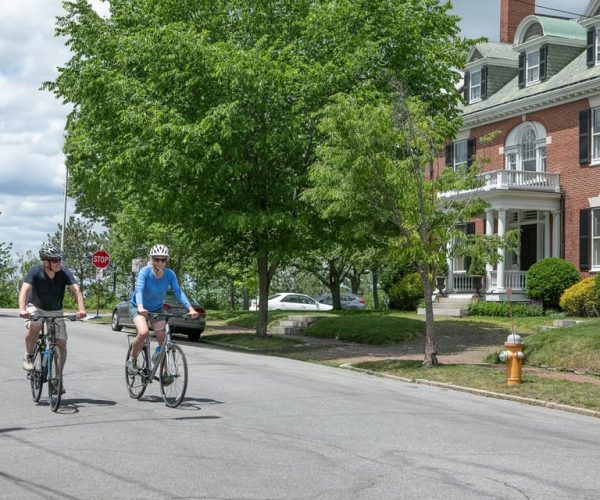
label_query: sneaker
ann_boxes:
[22,354,34,372]
[126,358,138,375]
[161,374,173,386]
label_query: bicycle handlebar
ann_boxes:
[147,312,194,321]
[28,314,78,322]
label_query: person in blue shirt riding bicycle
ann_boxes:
[126,244,199,374]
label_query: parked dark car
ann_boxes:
[315,293,366,310]
[111,291,206,342]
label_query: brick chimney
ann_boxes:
[500,0,535,44]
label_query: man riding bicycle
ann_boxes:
[126,244,198,374]
[18,244,86,392]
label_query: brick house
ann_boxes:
[440,0,600,300]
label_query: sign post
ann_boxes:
[91,250,111,319]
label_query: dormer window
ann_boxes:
[463,67,487,104]
[526,50,540,85]
[587,28,600,67]
[518,46,547,88]
[470,70,481,102]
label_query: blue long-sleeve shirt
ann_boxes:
[130,265,191,311]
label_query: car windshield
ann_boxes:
[268,293,282,300]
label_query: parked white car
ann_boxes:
[250,293,333,311]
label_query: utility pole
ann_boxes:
[60,166,68,253]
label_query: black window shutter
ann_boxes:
[587,28,595,67]
[539,45,548,81]
[467,138,476,166]
[481,66,488,99]
[518,52,525,88]
[445,144,453,168]
[463,71,470,103]
[580,209,591,270]
[579,109,591,165]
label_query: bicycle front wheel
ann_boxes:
[30,343,43,402]
[125,344,149,399]
[160,344,187,408]
[48,348,62,412]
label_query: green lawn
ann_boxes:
[199,310,600,412]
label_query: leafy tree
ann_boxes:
[0,242,16,307]
[48,216,108,296]
[304,93,488,365]
[45,0,472,335]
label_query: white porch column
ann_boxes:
[496,209,506,292]
[552,210,561,257]
[544,211,551,258]
[446,240,454,292]
[485,209,495,290]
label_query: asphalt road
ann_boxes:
[1,309,600,499]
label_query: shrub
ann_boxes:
[467,301,544,317]
[387,272,423,310]
[559,277,598,317]
[525,258,580,310]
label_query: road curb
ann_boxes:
[340,363,600,419]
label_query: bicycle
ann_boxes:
[125,311,189,408]
[27,314,77,412]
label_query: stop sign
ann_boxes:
[92,250,110,269]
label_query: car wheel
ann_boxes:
[187,331,201,342]
[111,310,123,332]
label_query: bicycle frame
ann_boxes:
[125,311,190,407]
[127,312,183,383]
[29,314,76,412]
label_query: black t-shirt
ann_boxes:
[24,264,77,311]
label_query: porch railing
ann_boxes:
[451,271,527,293]
[479,169,560,193]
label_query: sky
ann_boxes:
[0,0,592,258]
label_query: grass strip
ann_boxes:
[352,360,600,412]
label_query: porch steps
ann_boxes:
[540,319,586,332]
[417,294,475,318]
[270,315,323,335]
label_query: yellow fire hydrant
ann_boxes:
[499,333,525,385]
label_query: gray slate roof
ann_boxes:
[462,49,600,117]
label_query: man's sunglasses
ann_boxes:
[49,258,62,263]
[153,257,167,263]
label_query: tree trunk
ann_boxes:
[348,273,360,294]
[256,250,270,337]
[420,270,438,366]
[372,269,380,309]
[242,287,249,310]
[328,261,342,310]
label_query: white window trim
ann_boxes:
[526,49,540,86]
[592,208,600,270]
[453,140,468,170]
[596,27,600,66]
[469,69,482,103]
[504,126,546,172]
[592,107,600,165]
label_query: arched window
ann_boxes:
[504,122,547,172]
[521,128,537,171]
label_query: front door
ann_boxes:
[520,224,537,271]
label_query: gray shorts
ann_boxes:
[25,304,67,341]
[129,305,165,320]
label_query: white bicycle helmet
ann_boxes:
[39,244,62,260]
[149,244,170,258]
